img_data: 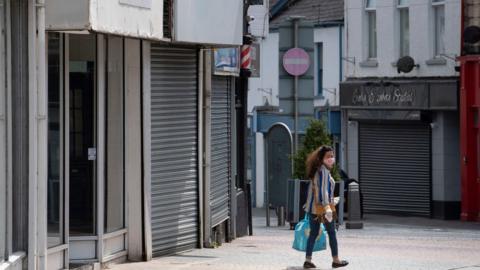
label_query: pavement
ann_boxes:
[108,208,480,270]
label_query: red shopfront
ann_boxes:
[459,0,480,221]
[459,56,480,222]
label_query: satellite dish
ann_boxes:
[397,56,417,74]
[464,25,480,44]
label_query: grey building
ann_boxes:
[0,1,246,270]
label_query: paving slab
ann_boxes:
[108,209,480,270]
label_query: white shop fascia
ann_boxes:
[45,0,165,40]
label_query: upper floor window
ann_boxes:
[365,0,377,59]
[398,0,410,57]
[317,43,324,96]
[365,0,376,9]
[250,0,264,5]
[433,0,445,57]
[398,0,408,7]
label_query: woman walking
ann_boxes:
[303,146,348,269]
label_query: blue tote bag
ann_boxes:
[292,192,327,252]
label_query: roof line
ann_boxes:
[314,20,344,27]
[269,19,344,31]
[270,0,299,19]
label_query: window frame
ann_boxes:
[317,42,324,96]
[367,11,377,59]
[398,5,410,57]
[432,0,445,57]
[250,0,264,5]
[365,0,376,11]
[397,0,409,8]
[47,32,66,249]
[365,0,377,60]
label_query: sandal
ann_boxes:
[332,260,349,268]
[303,261,317,269]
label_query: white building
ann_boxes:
[247,0,345,208]
[340,0,461,219]
[344,0,460,78]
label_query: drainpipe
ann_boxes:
[36,0,47,269]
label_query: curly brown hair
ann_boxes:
[305,145,334,180]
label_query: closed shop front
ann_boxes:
[210,76,233,227]
[359,123,431,216]
[341,78,460,219]
[150,45,199,256]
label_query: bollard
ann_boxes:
[346,182,363,229]
[277,206,286,227]
[266,204,271,227]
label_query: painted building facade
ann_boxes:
[341,0,461,219]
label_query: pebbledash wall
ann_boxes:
[341,0,461,219]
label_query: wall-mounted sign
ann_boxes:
[340,81,429,109]
[282,48,310,76]
[250,43,260,77]
[214,48,240,76]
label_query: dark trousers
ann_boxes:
[305,213,338,258]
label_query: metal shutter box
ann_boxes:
[150,45,199,256]
[359,123,431,216]
[210,76,232,227]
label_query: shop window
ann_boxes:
[105,36,125,233]
[47,32,64,247]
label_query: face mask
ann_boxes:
[325,157,335,167]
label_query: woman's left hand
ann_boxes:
[325,208,333,222]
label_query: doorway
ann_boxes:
[266,124,293,209]
[47,33,98,265]
[69,34,97,236]
[47,33,133,267]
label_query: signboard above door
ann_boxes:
[340,79,458,110]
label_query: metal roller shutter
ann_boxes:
[150,45,199,256]
[359,123,431,216]
[210,76,232,227]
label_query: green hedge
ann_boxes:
[292,119,340,181]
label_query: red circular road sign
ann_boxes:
[282,48,310,76]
